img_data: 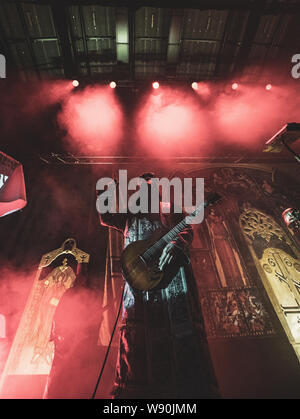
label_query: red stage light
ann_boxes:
[110,81,117,89]
[193,82,211,100]
[136,86,210,156]
[266,83,272,91]
[191,82,198,91]
[231,82,239,90]
[57,85,124,154]
[152,82,160,89]
[72,80,79,87]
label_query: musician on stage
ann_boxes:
[98,172,219,399]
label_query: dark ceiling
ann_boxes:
[1,0,300,84]
[1,0,300,168]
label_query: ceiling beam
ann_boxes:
[128,7,136,80]
[231,0,265,78]
[15,2,41,79]
[51,1,78,79]
[37,0,300,14]
[166,8,183,76]
[78,4,91,77]
[116,7,129,65]
[213,10,232,79]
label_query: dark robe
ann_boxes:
[99,199,219,399]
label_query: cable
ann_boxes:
[91,285,125,399]
[282,138,300,163]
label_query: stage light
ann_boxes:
[58,85,124,154]
[265,83,272,91]
[191,82,198,91]
[193,82,211,100]
[72,80,79,87]
[110,81,117,89]
[231,82,239,90]
[152,82,160,90]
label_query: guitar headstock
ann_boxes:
[185,192,222,224]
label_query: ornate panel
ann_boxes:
[240,208,300,361]
[0,239,89,393]
[240,209,286,245]
[200,287,276,338]
[262,248,300,342]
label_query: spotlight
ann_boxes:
[193,82,211,100]
[72,80,79,87]
[152,81,160,90]
[231,82,239,90]
[191,82,198,91]
[109,81,117,89]
[265,83,272,91]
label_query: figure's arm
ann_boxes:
[159,211,194,269]
[173,217,194,248]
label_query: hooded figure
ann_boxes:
[98,172,219,399]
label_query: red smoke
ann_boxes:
[134,81,300,156]
[26,80,74,113]
[213,83,300,150]
[0,79,74,135]
[0,265,34,393]
[135,86,211,157]
[57,85,124,154]
[0,261,106,399]
[9,80,74,116]
[2,76,300,158]
[193,82,212,101]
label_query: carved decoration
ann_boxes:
[0,239,90,393]
[200,287,275,338]
[240,208,287,244]
[240,208,300,362]
[261,248,300,343]
[39,238,89,268]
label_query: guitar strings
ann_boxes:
[141,198,211,262]
[142,218,188,262]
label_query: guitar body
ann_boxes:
[121,193,222,292]
[121,232,181,292]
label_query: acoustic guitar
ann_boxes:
[121,193,221,291]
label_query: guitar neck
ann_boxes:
[141,202,206,262]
